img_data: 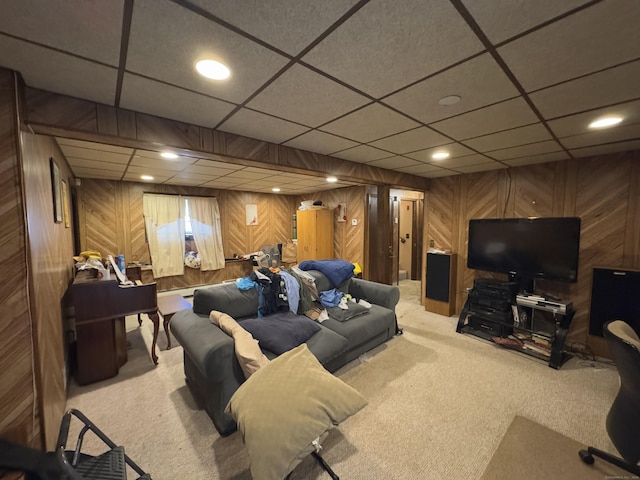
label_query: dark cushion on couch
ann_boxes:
[239,312,321,355]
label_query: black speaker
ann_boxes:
[589,267,640,336]
[426,253,451,302]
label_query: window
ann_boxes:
[184,198,193,237]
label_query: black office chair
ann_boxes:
[579,320,640,475]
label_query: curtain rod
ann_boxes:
[142,192,216,199]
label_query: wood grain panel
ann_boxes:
[78,180,299,291]
[0,69,40,449]
[224,132,270,162]
[25,88,97,133]
[136,113,200,150]
[296,186,366,268]
[425,152,639,358]
[21,132,75,450]
[25,87,429,190]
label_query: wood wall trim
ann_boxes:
[24,87,430,192]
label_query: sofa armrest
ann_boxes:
[170,309,240,383]
[348,278,400,311]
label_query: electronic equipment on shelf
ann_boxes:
[516,293,572,314]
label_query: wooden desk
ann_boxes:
[72,270,159,385]
[157,294,192,350]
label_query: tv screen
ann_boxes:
[467,217,581,283]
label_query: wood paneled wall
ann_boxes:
[423,152,640,357]
[296,186,367,269]
[77,181,369,290]
[25,87,429,192]
[78,179,299,290]
[0,70,39,452]
[21,132,75,450]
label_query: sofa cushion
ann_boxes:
[326,302,370,322]
[193,283,258,319]
[305,326,350,366]
[320,304,395,349]
[225,344,367,480]
[239,312,321,355]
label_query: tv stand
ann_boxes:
[457,279,575,369]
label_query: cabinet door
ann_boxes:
[314,209,334,259]
[297,209,334,261]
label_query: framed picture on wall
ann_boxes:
[50,157,62,223]
[61,179,70,228]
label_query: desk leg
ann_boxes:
[163,313,172,350]
[147,311,159,365]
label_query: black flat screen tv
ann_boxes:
[467,217,581,286]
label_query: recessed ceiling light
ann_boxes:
[160,152,178,159]
[326,176,338,183]
[141,175,154,181]
[438,95,461,106]
[195,59,231,80]
[431,151,450,160]
[272,187,281,192]
[588,116,623,129]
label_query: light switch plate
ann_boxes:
[351,219,358,226]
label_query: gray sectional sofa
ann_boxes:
[170,270,400,436]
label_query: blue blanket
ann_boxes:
[298,259,354,288]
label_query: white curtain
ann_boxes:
[188,196,225,271]
[143,194,185,278]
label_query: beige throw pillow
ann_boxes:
[225,344,367,480]
[209,310,269,379]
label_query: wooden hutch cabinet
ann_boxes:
[297,209,334,261]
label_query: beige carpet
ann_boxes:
[65,280,623,479]
[480,415,628,480]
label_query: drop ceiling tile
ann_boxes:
[163,177,205,186]
[57,139,133,155]
[547,99,640,138]
[219,170,267,180]
[421,169,460,178]
[559,122,640,149]
[188,0,359,55]
[122,172,171,183]
[530,60,640,120]
[129,156,196,172]
[502,151,570,167]
[462,123,552,152]
[461,0,592,44]
[430,97,539,140]
[431,154,495,168]
[74,168,123,180]
[283,130,358,155]
[320,103,419,143]
[454,162,507,174]
[0,36,117,105]
[218,108,309,144]
[333,145,392,163]
[194,159,244,171]
[569,139,640,158]
[166,172,213,182]
[405,143,475,162]
[498,0,640,92]
[120,74,236,129]
[127,0,289,104]
[200,178,248,188]
[0,0,124,65]
[367,127,450,154]
[247,64,369,127]
[366,156,421,169]
[65,158,127,173]
[127,165,177,177]
[383,53,520,124]
[397,163,444,174]
[488,140,564,160]
[59,145,131,164]
[302,0,483,98]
